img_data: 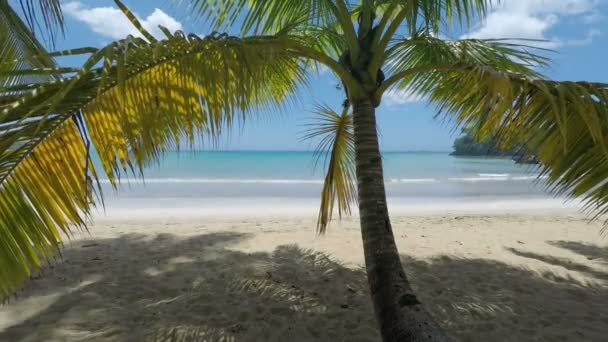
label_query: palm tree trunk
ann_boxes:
[352,99,449,342]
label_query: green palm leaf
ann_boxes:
[0,1,57,86]
[0,0,65,50]
[187,0,343,35]
[430,70,608,230]
[15,0,64,37]
[185,0,357,69]
[370,0,494,54]
[378,33,549,98]
[411,0,492,31]
[376,34,608,231]
[302,104,356,234]
[0,28,307,298]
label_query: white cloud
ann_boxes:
[463,0,600,48]
[64,2,182,40]
[383,88,425,106]
[500,0,598,15]
[464,11,561,48]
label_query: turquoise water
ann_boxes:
[125,150,540,181]
[100,151,549,201]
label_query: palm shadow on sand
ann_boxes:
[1,232,606,341]
[547,240,608,263]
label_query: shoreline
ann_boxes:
[91,197,584,221]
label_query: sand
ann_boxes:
[1,212,607,341]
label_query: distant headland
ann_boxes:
[451,131,538,164]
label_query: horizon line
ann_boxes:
[164,149,452,153]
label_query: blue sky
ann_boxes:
[40,0,608,151]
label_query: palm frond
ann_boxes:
[0,31,308,298]
[377,33,608,230]
[0,115,93,298]
[186,0,341,35]
[388,33,549,73]
[375,0,493,49]
[114,0,157,43]
[379,34,549,101]
[407,0,493,33]
[15,0,64,45]
[302,104,356,234]
[429,67,608,231]
[0,1,57,87]
[350,0,401,21]
[296,25,348,66]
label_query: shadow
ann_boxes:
[401,255,608,342]
[506,247,608,281]
[547,240,608,263]
[1,233,607,341]
[0,233,376,342]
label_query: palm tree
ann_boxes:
[2,1,608,340]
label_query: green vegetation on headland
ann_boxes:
[451,131,512,157]
[451,131,539,164]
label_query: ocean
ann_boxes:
[96,151,574,219]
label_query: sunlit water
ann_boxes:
[93,151,572,218]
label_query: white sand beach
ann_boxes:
[1,210,607,341]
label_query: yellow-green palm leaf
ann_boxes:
[0,28,307,298]
[376,33,608,230]
[302,104,356,234]
[431,70,608,229]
